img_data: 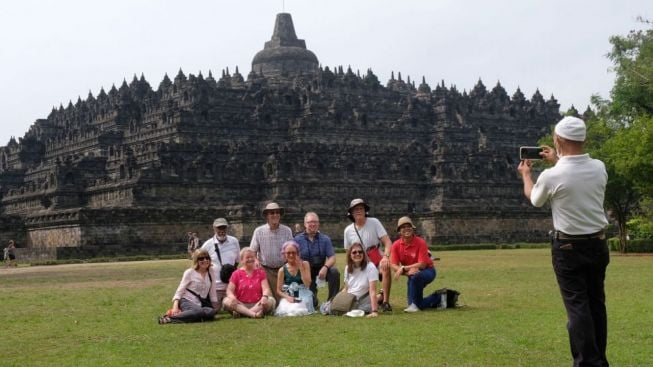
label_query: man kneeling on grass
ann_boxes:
[390,216,446,312]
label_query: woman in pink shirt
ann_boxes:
[223,247,276,318]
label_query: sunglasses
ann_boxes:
[351,250,364,255]
[197,256,210,261]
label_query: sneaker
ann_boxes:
[381,302,393,312]
[403,303,419,313]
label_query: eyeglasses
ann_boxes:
[351,250,364,255]
[197,257,210,261]
[284,252,297,255]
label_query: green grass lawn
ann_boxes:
[0,249,651,366]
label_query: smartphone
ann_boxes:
[519,146,543,160]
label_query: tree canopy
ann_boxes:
[589,19,653,251]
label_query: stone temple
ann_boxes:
[0,13,559,258]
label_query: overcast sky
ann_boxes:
[1,0,651,146]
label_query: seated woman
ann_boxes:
[337,242,379,318]
[223,247,276,318]
[159,249,218,324]
[390,216,446,312]
[275,241,313,316]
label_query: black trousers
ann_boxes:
[552,236,610,367]
[309,266,341,305]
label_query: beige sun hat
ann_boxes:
[262,202,285,217]
[347,198,370,221]
[348,198,370,212]
[396,216,416,232]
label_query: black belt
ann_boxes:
[555,230,605,241]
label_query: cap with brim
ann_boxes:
[213,218,228,227]
[554,116,586,142]
[262,202,285,217]
[348,198,370,213]
[396,216,416,232]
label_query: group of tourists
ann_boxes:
[159,198,451,324]
[160,115,611,366]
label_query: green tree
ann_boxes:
[607,19,653,118]
[589,19,653,252]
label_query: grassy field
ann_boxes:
[0,249,651,366]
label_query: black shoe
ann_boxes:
[381,302,393,312]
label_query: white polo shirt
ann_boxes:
[531,154,608,235]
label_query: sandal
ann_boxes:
[158,315,171,324]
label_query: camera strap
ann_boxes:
[214,238,224,266]
[353,225,367,250]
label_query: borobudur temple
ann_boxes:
[0,13,561,258]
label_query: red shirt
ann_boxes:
[390,235,433,268]
[230,268,267,303]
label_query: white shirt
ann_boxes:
[344,262,378,299]
[531,154,608,234]
[173,268,217,307]
[200,235,240,290]
[343,217,388,250]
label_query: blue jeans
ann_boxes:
[406,267,441,309]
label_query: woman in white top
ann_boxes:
[343,242,379,318]
[159,249,218,324]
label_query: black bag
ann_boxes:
[214,242,238,283]
[436,288,460,308]
[220,264,236,283]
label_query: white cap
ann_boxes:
[554,116,586,142]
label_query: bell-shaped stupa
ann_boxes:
[251,13,319,78]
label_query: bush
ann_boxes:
[627,217,653,240]
[608,237,653,253]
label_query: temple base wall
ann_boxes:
[14,207,552,260]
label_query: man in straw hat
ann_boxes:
[250,202,293,301]
[518,116,610,367]
[343,198,393,312]
[200,218,240,310]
